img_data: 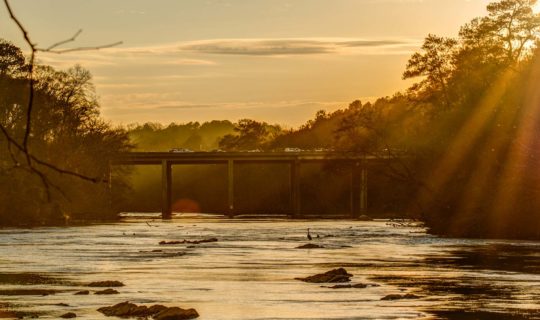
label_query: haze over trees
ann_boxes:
[128,120,235,152]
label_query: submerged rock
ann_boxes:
[74,290,89,295]
[159,240,183,245]
[94,288,119,295]
[0,310,19,318]
[159,238,218,245]
[98,301,198,319]
[87,280,124,287]
[60,312,77,318]
[98,302,141,317]
[295,268,353,283]
[0,310,40,318]
[296,244,324,249]
[381,293,420,300]
[324,283,368,289]
[0,273,62,285]
[0,289,57,296]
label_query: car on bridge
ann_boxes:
[284,147,303,152]
[169,148,194,153]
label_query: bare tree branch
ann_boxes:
[3,0,36,151]
[0,123,102,183]
[40,41,124,54]
[1,0,120,201]
[3,0,35,48]
[44,29,82,51]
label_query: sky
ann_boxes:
[0,0,500,127]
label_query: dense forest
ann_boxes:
[1,0,539,239]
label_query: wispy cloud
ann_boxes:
[179,38,419,56]
[38,37,419,68]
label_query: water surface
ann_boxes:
[0,216,538,319]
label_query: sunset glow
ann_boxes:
[1,1,540,318]
[0,0,491,126]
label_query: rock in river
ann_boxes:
[159,238,218,245]
[98,301,199,319]
[324,283,368,289]
[381,293,420,300]
[0,310,19,318]
[60,312,77,318]
[95,288,119,295]
[74,290,89,295]
[296,244,324,249]
[295,268,353,283]
[87,280,124,287]
[154,307,200,320]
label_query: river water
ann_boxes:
[0,215,539,319]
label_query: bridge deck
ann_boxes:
[112,151,383,165]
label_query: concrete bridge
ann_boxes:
[112,151,385,219]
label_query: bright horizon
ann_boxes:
[1,0,494,127]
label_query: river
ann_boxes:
[0,215,538,319]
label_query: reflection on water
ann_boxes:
[0,215,538,319]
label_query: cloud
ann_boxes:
[165,59,217,66]
[179,38,418,56]
[180,39,333,55]
[341,40,408,47]
[37,37,419,71]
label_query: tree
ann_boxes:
[403,34,458,110]
[460,0,540,63]
[219,119,279,151]
[0,39,25,76]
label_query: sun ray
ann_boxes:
[489,54,540,234]
[451,91,523,233]
[415,68,517,211]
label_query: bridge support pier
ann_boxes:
[351,163,368,218]
[227,160,235,218]
[290,160,301,218]
[162,160,172,219]
[360,167,368,214]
